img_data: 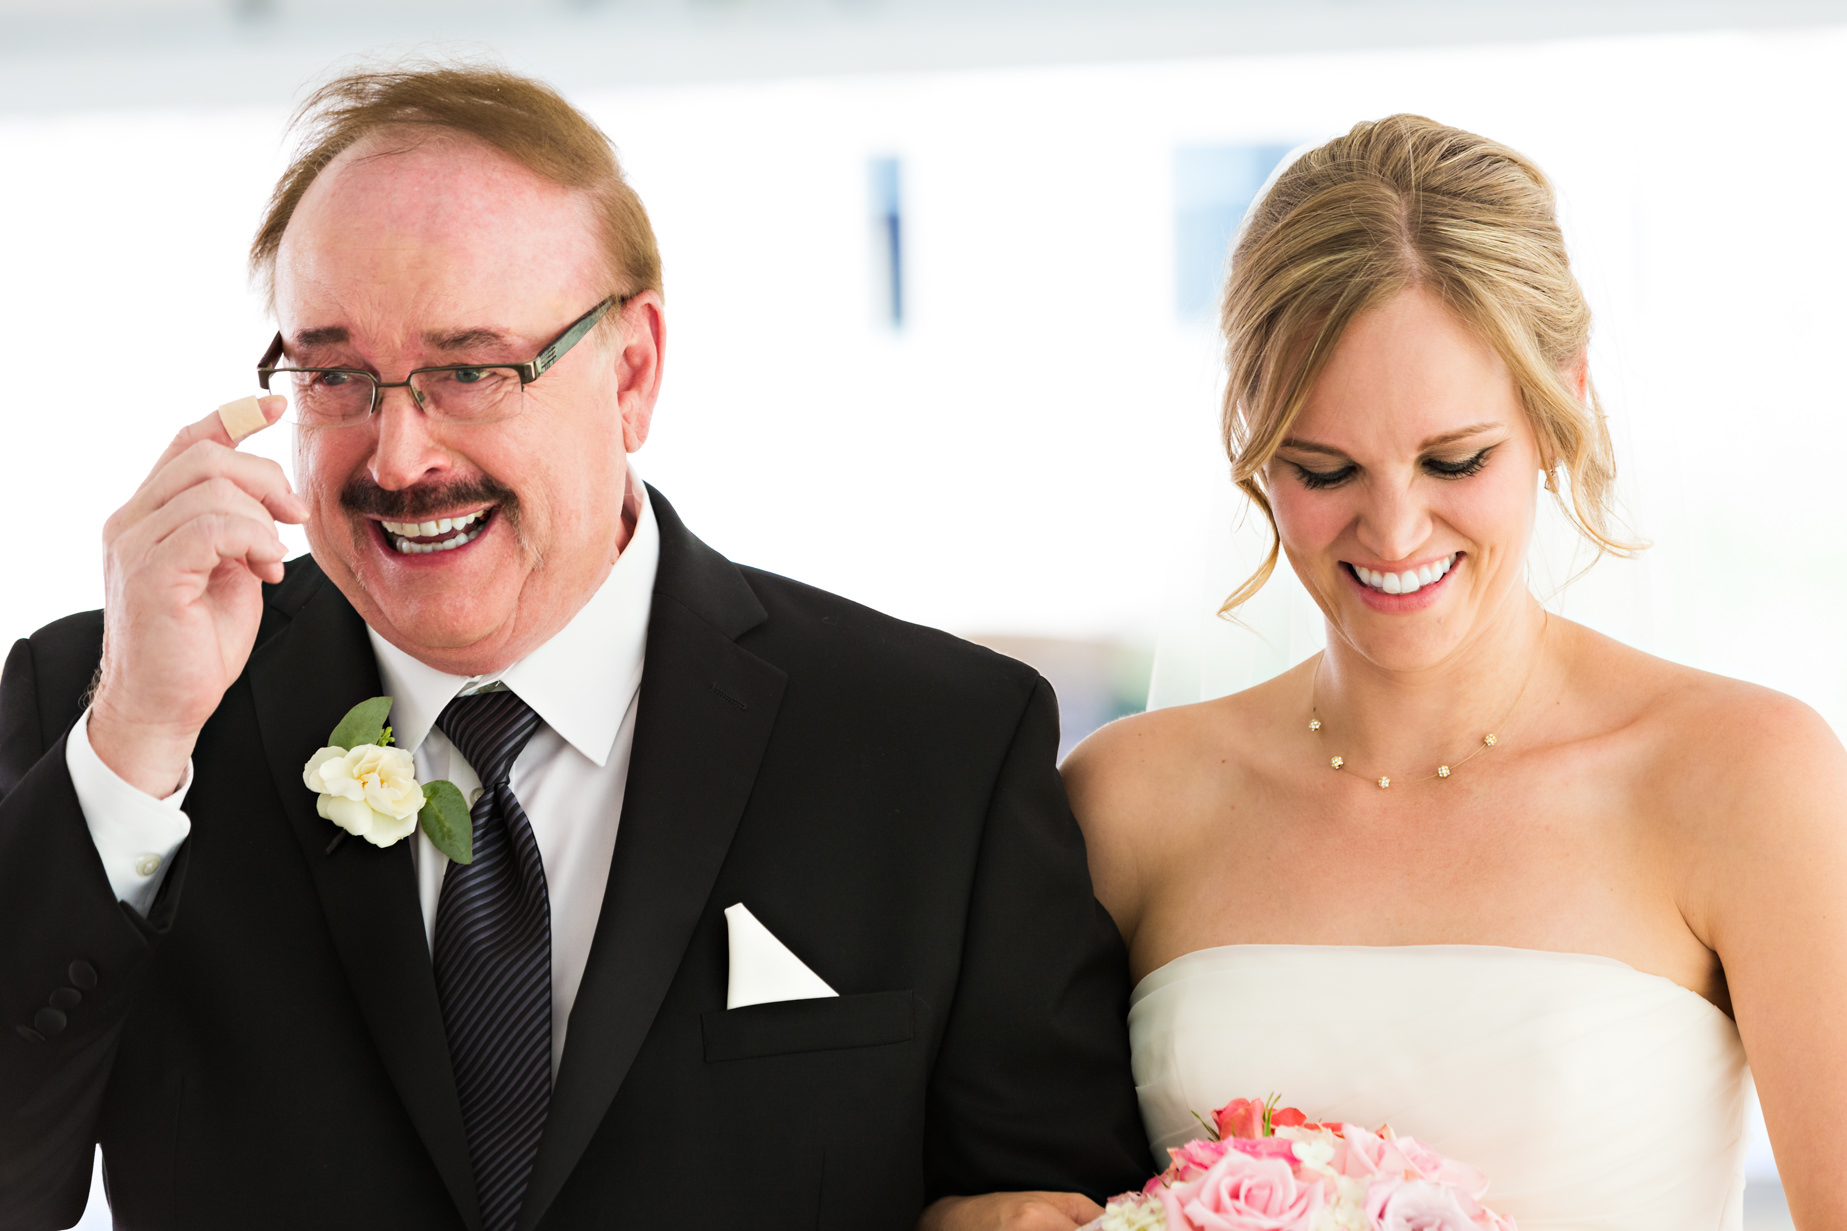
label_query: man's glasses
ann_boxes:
[257,296,624,428]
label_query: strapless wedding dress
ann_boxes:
[1129,945,1749,1230]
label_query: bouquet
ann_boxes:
[1085,1096,1514,1231]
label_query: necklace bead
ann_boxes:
[1309,718,1321,732]
[1437,765,1451,778]
[1377,777,1391,789]
[1483,733,1497,746]
[1330,756,1344,770]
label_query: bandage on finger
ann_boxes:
[216,395,269,443]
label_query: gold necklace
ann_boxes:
[1309,615,1547,789]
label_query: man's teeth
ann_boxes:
[383,509,490,555]
[1352,553,1457,595]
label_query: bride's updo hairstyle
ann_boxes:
[1219,114,1636,613]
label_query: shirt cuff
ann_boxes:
[66,706,193,915]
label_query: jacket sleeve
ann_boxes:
[922,676,1154,1203]
[0,630,177,1230]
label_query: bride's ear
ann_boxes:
[1568,349,1590,403]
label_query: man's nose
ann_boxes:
[1354,479,1433,565]
[366,384,450,491]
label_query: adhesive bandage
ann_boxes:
[216,395,269,443]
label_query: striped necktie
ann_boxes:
[433,687,552,1231]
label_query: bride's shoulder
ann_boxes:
[1062,670,1294,834]
[1564,623,1843,809]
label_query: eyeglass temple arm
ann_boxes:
[520,296,621,384]
[256,333,287,389]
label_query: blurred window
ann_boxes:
[870,155,904,328]
[1174,143,1293,321]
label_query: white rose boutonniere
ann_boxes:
[304,697,474,863]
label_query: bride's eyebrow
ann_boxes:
[1278,422,1503,458]
[1419,423,1501,449]
[1277,438,1349,459]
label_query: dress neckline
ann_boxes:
[1131,942,1730,1019]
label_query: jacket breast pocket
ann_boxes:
[701,989,915,1062]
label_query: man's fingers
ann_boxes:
[145,395,287,478]
[116,437,307,537]
[146,509,290,587]
[117,481,287,580]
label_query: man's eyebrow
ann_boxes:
[292,326,349,350]
[425,327,515,353]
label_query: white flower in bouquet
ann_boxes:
[1090,1192,1167,1231]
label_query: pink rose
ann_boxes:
[1330,1127,1491,1203]
[1157,1138,1233,1188]
[1216,1098,1269,1141]
[1366,1179,1484,1231]
[1159,1145,1322,1230]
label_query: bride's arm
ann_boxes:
[1680,684,1847,1227]
[1062,707,1200,959]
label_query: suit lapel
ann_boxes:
[517,490,786,1231]
[249,563,483,1231]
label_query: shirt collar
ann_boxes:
[368,476,660,769]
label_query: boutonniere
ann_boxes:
[303,696,473,864]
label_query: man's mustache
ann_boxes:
[339,474,520,521]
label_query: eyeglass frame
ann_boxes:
[255,294,630,424]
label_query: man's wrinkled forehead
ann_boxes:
[273,130,605,329]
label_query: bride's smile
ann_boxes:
[1265,284,1543,675]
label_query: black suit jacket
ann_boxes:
[0,488,1151,1230]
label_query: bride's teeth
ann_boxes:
[1382,571,1403,595]
[1398,570,1422,593]
[1417,564,1435,586]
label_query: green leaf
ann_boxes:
[419,780,473,865]
[329,696,394,751]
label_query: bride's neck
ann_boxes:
[1312,594,1550,772]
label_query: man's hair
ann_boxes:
[249,63,662,308]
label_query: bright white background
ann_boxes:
[4,17,1844,1227]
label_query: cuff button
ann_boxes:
[33,1008,67,1037]
[133,853,162,877]
[49,987,82,1012]
[68,961,98,989]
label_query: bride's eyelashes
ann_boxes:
[1291,462,1356,490]
[1287,446,1497,490]
[1422,446,1496,479]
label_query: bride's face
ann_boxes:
[1265,285,1545,672]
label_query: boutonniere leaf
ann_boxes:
[305,696,473,865]
[329,695,394,752]
[418,780,473,865]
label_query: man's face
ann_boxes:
[275,132,660,676]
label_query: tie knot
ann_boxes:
[436,688,543,788]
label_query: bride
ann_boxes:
[1061,115,1847,1229]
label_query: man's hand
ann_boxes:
[918,1191,1104,1231]
[88,397,305,796]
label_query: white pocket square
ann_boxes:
[724,903,838,1009]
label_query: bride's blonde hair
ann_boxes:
[1219,114,1639,614]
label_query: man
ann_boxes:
[0,65,1149,1231]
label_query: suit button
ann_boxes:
[15,1026,46,1044]
[49,987,81,1012]
[68,961,97,989]
[33,1008,67,1037]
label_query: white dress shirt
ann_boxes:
[69,481,660,1078]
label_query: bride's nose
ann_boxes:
[1353,479,1433,565]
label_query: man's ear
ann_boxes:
[613,290,665,454]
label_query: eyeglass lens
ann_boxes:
[277,366,525,427]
